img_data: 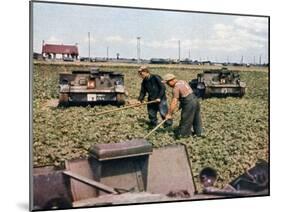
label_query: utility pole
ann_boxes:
[106,47,109,60]
[259,55,262,65]
[41,40,45,56]
[254,56,256,65]
[88,32,91,60]
[188,49,191,59]
[241,56,244,64]
[178,40,181,62]
[137,37,141,64]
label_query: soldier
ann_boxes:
[163,73,203,138]
[137,66,172,128]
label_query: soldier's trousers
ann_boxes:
[177,93,203,136]
[147,99,173,127]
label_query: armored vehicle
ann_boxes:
[189,68,246,98]
[32,140,268,210]
[59,68,126,106]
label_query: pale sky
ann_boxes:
[32,2,269,63]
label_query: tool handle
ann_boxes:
[144,118,167,139]
[93,100,158,116]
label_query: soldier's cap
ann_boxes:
[163,73,176,82]
[138,66,149,72]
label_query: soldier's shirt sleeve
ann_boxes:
[173,86,180,99]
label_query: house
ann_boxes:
[42,43,79,60]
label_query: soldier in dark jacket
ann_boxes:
[137,66,172,128]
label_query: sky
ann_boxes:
[32,2,269,63]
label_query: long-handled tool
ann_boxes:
[144,118,168,139]
[143,109,181,139]
[93,100,158,116]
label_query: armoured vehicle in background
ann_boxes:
[189,68,246,98]
[59,68,126,106]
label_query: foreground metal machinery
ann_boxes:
[189,68,246,98]
[32,140,268,210]
[58,68,127,106]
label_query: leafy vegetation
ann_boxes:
[32,63,268,189]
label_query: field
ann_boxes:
[32,62,269,190]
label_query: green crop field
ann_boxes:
[32,62,269,190]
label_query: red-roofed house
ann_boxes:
[42,43,79,60]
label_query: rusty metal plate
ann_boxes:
[65,158,98,201]
[33,166,72,210]
[98,156,148,195]
[73,192,177,207]
[147,145,196,196]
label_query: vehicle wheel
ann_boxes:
[239,87,246,97]
[58,93,69,107]
[116,93,125,105]
[203,87,210,98]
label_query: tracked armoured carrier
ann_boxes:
[58,68,126,106]
[32,140,268,210]
[189,68,246,98]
